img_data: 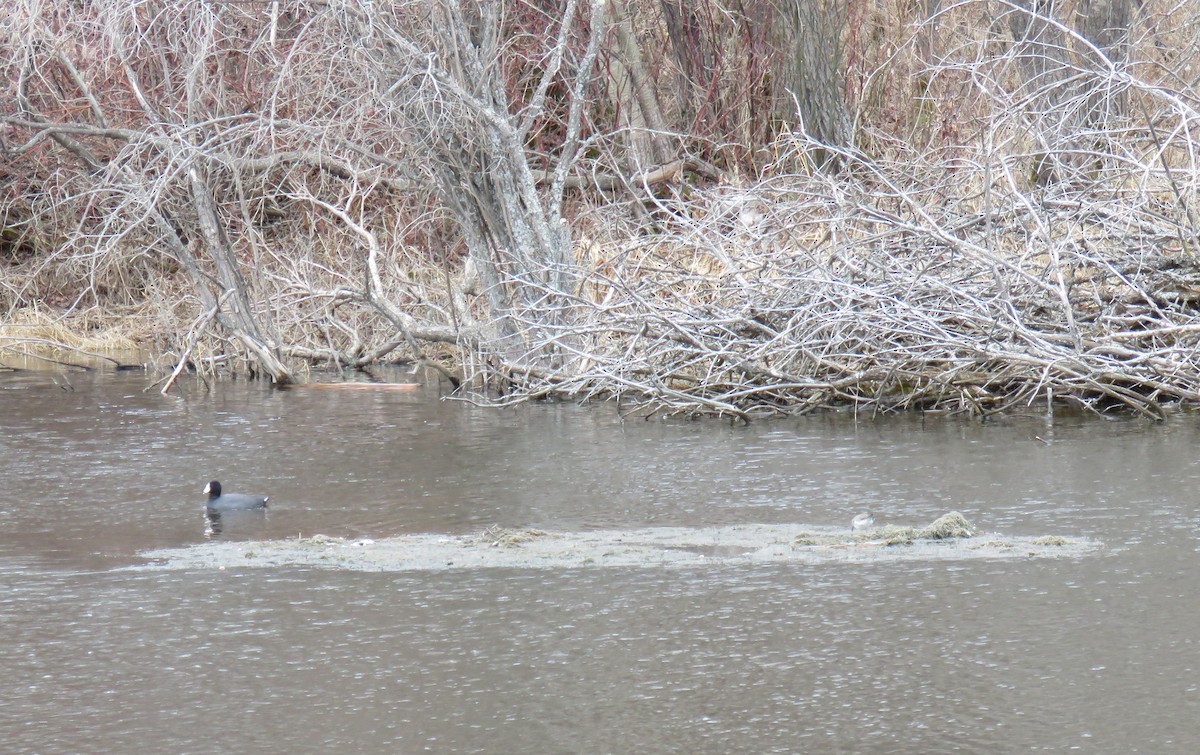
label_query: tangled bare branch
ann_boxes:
[4,0,1200,418]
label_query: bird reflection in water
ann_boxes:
[205,509,223,538]
[204,508,268,539]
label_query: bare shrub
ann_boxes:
[4,0,1200,417]
[475,0,1200,418]
[2,0,603,383]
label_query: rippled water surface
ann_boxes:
[2,368,1198,752]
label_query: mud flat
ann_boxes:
[134,514,1100,572]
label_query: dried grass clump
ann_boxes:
[1,308,143,371]
[476,526,550,547]
[793,511,977,547]
[0,308,140,352]
[300,534,344,546]
[1031,535,1069,546]
[915,512,976,540]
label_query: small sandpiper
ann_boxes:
[851,512,875,531]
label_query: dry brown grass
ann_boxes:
[0,307,140,352]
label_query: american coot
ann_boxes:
[203,480,269,511]
[851,512,874,531]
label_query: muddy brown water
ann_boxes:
[2,367,1197,752]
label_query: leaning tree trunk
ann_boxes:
[185,168,291,383]
[605,0,675,169]
[351,0,602,370]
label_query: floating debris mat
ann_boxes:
[133,513,1100,572]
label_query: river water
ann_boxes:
[1,367,1197,752]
